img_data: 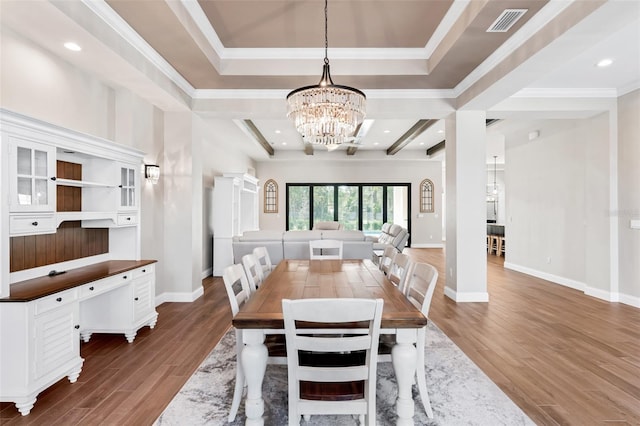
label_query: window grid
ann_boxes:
[420,179,434,213]
[264,179,278,213]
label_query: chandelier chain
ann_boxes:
[324,0,328,62]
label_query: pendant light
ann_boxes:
[286,0,366,146]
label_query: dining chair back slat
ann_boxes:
[253,246,274,278]
[387,252,412,295]
[242,253,264,292]
[378,246,397,275]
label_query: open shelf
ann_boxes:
[55,178,115,188]
[55,211,116,227]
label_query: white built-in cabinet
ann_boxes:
[0,109,158,416]
[0,109,146,297]
[212,173,259,275]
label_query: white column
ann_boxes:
[163,112,204,300]
[444,111,489,302]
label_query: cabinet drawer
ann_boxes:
[131,264,154,279]
[34,288,78,316]
[116,213,138,226]
[79,272,131,299]
[9,214,56,236]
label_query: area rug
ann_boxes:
[155,322,534,425]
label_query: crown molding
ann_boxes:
[423,0,470,58]
[83,0,195,97]
[192,89,456,100]
[512,88,619,98]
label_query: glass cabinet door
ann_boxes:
[119,165,137,209]
[10,138,56,212]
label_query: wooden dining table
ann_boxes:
[233,258,428,426]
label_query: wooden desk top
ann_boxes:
[2,260,157,302]
[233,259,427,330]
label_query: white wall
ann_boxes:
[617,90,640,304]
[255,158,443,246]
[505,116,611,293]
[0,28,114,140]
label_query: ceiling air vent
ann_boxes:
[487,9,527,33]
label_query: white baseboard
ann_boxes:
[201,267,212,280]
[503,262,640,308]
[619,292,640,308]
[410,243,445,248]
[504,262,585,292]
[155,285,204,305]
[584,286,618,302]
[444,286,489,302]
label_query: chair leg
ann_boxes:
[228,362,244,422]
[416,366,434,418]
[416,332,434,419]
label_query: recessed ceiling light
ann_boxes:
[383,130,390,133]
[64,42,82,52]
[596,58,613,68]
[373,142,379,146]
[419,142,425,145]
[281,142,287,146]
[437,130,444,134]
[275,130,281,134]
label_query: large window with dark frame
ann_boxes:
[286,183,410,241]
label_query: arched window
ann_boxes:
[264,179,278,213]
[420,179,434,213]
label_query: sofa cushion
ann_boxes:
[283,230,323,241]
[312,221,342,230]
[237,230,284,241]
[322,230,365,241]
[388,224,404,237]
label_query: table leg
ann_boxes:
[241,329,268,426]
[392,328,418,426]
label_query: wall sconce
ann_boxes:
[144,164,160,184]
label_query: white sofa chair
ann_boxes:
[370,223,410,253]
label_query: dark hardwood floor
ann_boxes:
[1,248,639,425]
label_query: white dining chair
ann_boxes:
[282,298,384,426]
[387,252,412,295]
[309,239,343,260]
[252,246,274,278]
[378,245,396,275]
[242,253,264,292]
[378,261,438,418]
[222,263,286,422]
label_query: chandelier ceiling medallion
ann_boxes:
[286,0,366,146]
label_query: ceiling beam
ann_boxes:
[241,120,274,156]
[426,140,445,157]
[346,122,363,156]
[304,143,314,155]
[386,119,437,155]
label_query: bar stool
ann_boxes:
[499,236,505,256]
[488,235,499,255]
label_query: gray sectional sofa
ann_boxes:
[232,229,373,264]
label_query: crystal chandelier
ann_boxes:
[286,0,366,146]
